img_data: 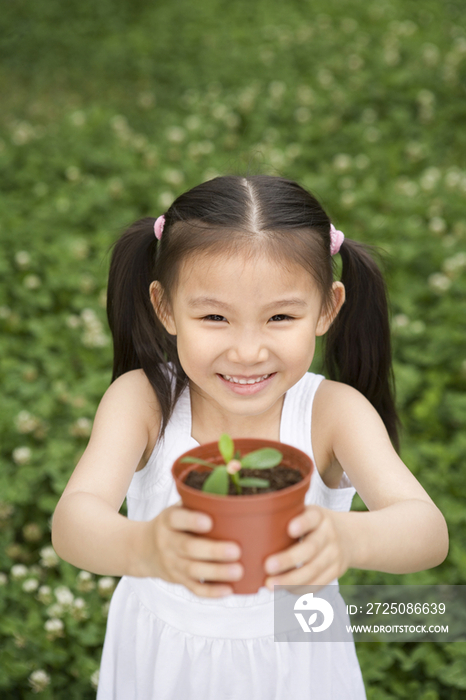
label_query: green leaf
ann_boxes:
[218,433,235,463]
[238,477,270,488]
[240,448,283,469]
[202,466,229,495]
[180,456,215,468]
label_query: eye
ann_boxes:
[269,314,294,322]
[203,314,227,322]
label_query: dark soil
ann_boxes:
[184,466,303,495]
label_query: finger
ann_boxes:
[166,505,213,534]
[185,559,244,585]
[265,547,336,590]
[288,506,323,538]
[188,580,234,598]
[265,529,325,576]
[174,531,242,563]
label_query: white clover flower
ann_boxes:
[393,314,410,329]
[396,178,419,197]
[11,564,28,579]
[65,166,81,182]
[296,84,314,106]
[185,115,201,131]
[0,572,8,585]
[66,315,81,329]
[410,321,426,334]
[40,545,59,568]
[98,576,116,597]
[111,115,129,133]
[70,239,90,260]
[428,273,451,293]
[429,217,447,234]
[90,669,100,690]
[166,126,186,143]
[158,191,174,209]
[443,252,466,274]
[138,91,155,109]
[12,121,36,146]
[422,43,440,66]
[37,586,52,604]
[55,585,74,607]
[47,603,65,618]
[70,110,86,126]
[0,502,14,519]
[23,275,41,290]
[420,167,441,191]
[445,169,461,188]
[340,191,356,208]
[132,134,147,151]
[71,597,89,620]
[163,169,184,186]
[15,251,31,268]
[22,578,39,593]
[269,81,286,100]
[333,154,352,172]
[44,618,64,639]
[28,669,51,692]
[12,446,32,465]
[77,570,96,592]
[365,127,381,143]
[70,417,92,438]
[107,177,124,197]
[295,107,311,124]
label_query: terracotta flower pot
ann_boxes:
[172,439,313,594]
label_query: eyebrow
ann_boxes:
[187,296,309,311]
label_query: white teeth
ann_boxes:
[223,374,271,385]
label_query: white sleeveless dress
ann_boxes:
[97,372,366,699]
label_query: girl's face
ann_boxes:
[151,249,344,434]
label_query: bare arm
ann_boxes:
[51,370,159,576]
[264,381,448,586]
[51,370,243,596]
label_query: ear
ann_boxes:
[149,281,177,335]
[316,282,345,336]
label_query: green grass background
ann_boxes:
[0,0,465,696]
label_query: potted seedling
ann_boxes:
[172,435,314,594]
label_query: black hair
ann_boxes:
[107,175,399,449]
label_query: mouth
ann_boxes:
[221,373,272,385]
[217,373,277,395]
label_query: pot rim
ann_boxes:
[173,438,313,501]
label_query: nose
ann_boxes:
[226,328,269,365]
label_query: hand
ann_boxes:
[147,501,243,598]
[264,506,350,591]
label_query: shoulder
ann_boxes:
[311,379,392,482]
[314,379,378,427]
[95,369,161,444]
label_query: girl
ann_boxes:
[52,175,448,699]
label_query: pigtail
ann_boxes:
[323,239,400,451]
[106,218,187,439]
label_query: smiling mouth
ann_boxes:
[221,374,272,385]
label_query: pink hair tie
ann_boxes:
[329,223,345,256]
[154,215,165,240]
